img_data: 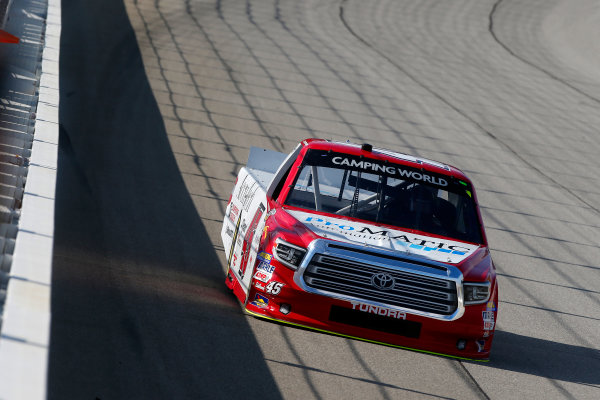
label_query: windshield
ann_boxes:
[285,150,483,244]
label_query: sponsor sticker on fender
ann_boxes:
[253,270,270,283]
[350,301,407,320]
[253,261,275,283]
[483,308,495,332]
[257,251,273,264]
[482,311,494,321]
[236,174,260,212]
[250,293,269,308]
[228,203,239,223]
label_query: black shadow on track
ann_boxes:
[466,330,600,386]
[47,0,282,398]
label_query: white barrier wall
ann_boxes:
[0,0,60,398]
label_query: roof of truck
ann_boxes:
[300,138,472,183]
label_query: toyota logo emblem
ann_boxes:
[371,272,395,290]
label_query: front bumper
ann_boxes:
[243,270,497,360]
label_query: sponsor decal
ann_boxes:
[483,321,495,331]
[483,330,490,338]
[236,175,260,212]
[254,262,275,283]
[262,226,269,240]
[257,261,275,274]
[256,251,273,264]
[225,226,233,237]
[255,282,266,291]
[482,311,494,322]
[350,301,406,320]
[288,209,478,264]
[250,293,269,308]
[486,301,496,311]
[239,203,266,279]
[265,281,284,295]
[254,270,270,283]
[305,216,471,254]
[483,308,495,332]
[228,204,239,223]
[331,156,448,187]
[240,221,248,236]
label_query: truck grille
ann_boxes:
[303,253,458,316]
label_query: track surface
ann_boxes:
[49,0,600,398]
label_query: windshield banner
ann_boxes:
[302,149,469,192]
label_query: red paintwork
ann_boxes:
[226,139,498,360]
[0,30,19,44]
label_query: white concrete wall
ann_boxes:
[0,0,60,398]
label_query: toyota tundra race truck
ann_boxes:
[221,139,498,360]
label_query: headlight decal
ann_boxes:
[274,238,307,270]
[463,282,491,305]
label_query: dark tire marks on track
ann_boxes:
[339,0,599,216]
[48,0,600,398]
[489,0,600,105]
[339,0,600,397]
[185,0,287,153]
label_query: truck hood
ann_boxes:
[287,210,479,264]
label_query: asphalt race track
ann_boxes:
[48,0,600,399]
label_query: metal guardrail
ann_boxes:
[0,0,38,328]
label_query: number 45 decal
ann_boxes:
[266,281,284,295]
